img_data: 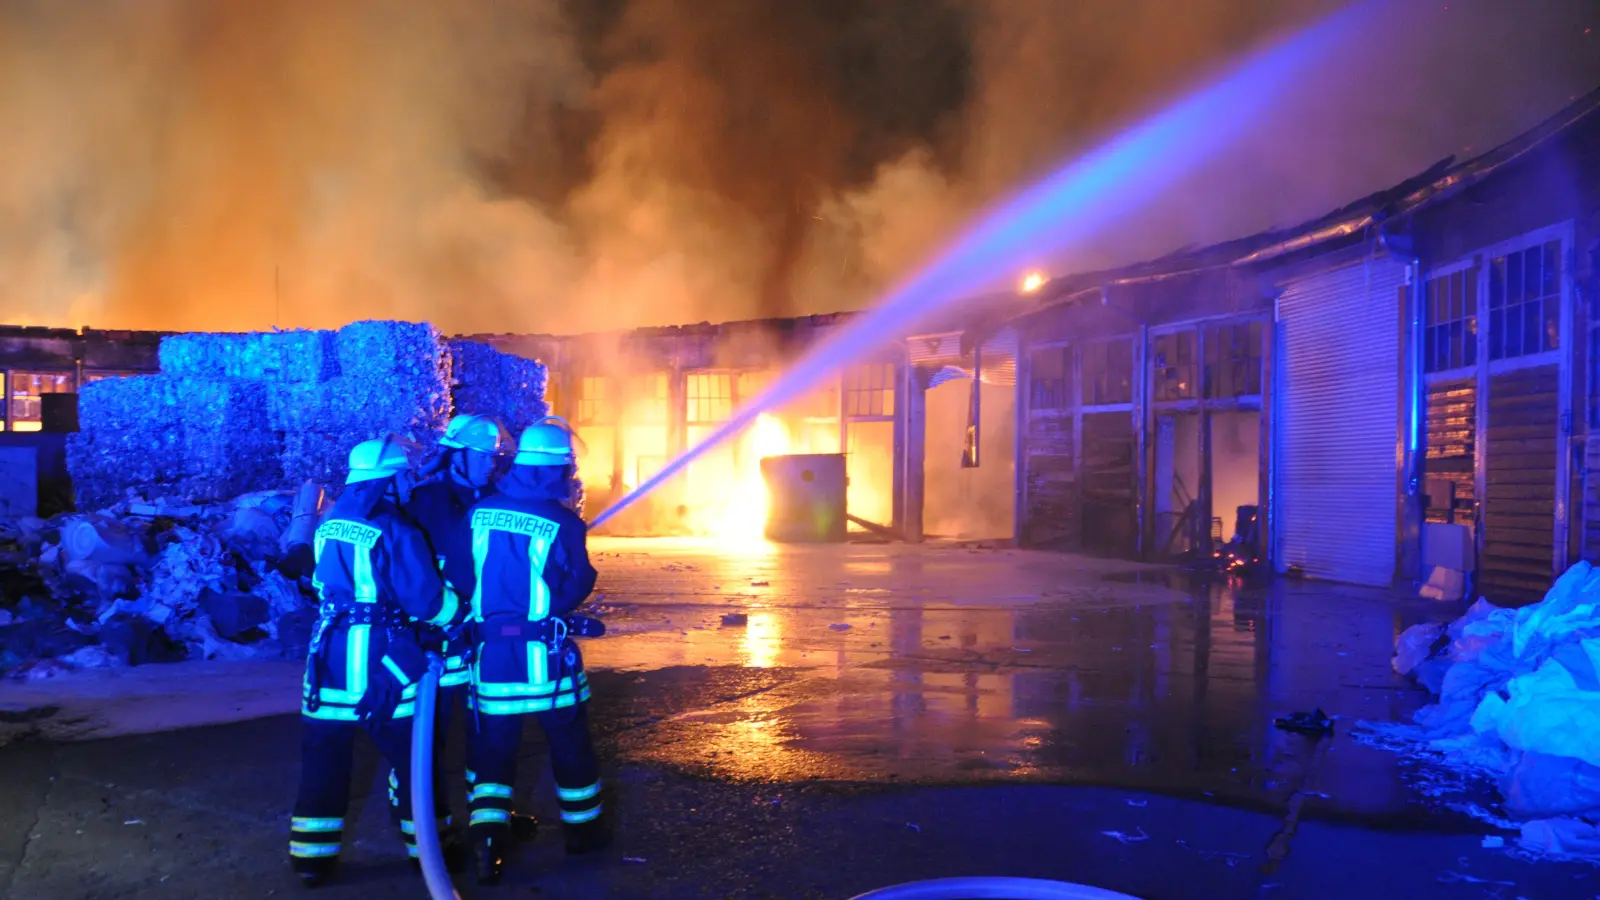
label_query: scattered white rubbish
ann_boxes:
[1481,835,1505,848]
[906,823,921,833]
[124,819,144,826]
[1125,799,1148,807]
[623,857,647,864]
[829,623,852,631]
[1100,827,1149,845]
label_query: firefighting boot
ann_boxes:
[511,811,539,841]
[474,835,505,886]
[564,817,612,855]
[408,835,469,875]
[291,857,338,889]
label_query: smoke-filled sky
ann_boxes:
[0,0,1594,335]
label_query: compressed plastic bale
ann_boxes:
[335,320,447,382]
[265,381,328,433]
[178,380,283,500]
[68,375,188,509]
[157,332,250,378]
[446,339,550,435]
[261,329,339,382]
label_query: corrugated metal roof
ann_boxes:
[910,328,1017,386]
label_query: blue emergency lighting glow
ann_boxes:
[591,2,1371,531]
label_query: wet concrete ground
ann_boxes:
[1,539,1596,899]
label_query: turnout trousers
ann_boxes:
[464,701,603,844]
[387,683,465,832]
[290,715,451,869]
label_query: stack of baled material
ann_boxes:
[68,321,549,509]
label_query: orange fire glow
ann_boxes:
[696,413,792,545]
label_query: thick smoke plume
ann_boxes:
[0,0,1594,335]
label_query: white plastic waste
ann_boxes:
[1367,560,1600,859]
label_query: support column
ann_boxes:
[902,362,926,543]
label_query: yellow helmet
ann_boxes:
[515,417,579,467]
[345,434,419,485]
[440,414,513,456]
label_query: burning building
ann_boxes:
[470,315,907,541]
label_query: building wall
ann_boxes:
[1401,113,1600,597]
[0,327,165,432]
[1014,271,1270,559]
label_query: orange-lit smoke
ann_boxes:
[0,0,1595,334]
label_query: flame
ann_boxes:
[699,413,792,545]
[1020,271,1046,293]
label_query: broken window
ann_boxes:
[844,363,895,418]
[7,370,75,432]
[1203,321,1263,398]
[1488,240,1561,360]
[736,370,780,408]
[1081,339,1133,406]
[1424,267,1479,373]
[1151,331,1198,402]
[576,376,612,424]
[687,372,733,423]
[628,373,670,425]
[1028,345,1071,410]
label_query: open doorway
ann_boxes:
[1153,413,1202,556]
[1210,410,1261,547]
[924,374,1016,541]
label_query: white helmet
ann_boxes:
[440,414,513,456]
[515,417,578,467]
[345,434,419,485]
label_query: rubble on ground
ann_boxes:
[1361,561,1600,861]
[9,318,570,680]
[0,487,325,679]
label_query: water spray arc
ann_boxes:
[589,3,1370,532]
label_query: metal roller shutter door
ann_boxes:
[1276,257,1406,586]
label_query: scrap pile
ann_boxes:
[0,319,561,679]
[0,488,323,679]
[1369,561,1600,859]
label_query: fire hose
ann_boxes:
[409,653,460,900]
[846,878,1142,900]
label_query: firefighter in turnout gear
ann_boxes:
[397,413,539,841]
[464,417,608,884]
[289,435,458,888]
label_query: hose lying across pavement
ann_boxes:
[410,650,1141,900]
[846,878,1143,900]
[410,654,460,900]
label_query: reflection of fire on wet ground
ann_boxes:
[582,539,1446,821]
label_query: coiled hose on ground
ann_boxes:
[410,654,460,900]
[846,878,1143,900]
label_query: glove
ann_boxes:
[355,630,430,732]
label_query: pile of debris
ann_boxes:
[1366,561,1600,859]
[0,486,324,680]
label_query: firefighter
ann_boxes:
[288,435,456,888]
[396,413,539,841]
[464,417,608,885]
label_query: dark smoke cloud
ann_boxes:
[0,0,1594,334]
